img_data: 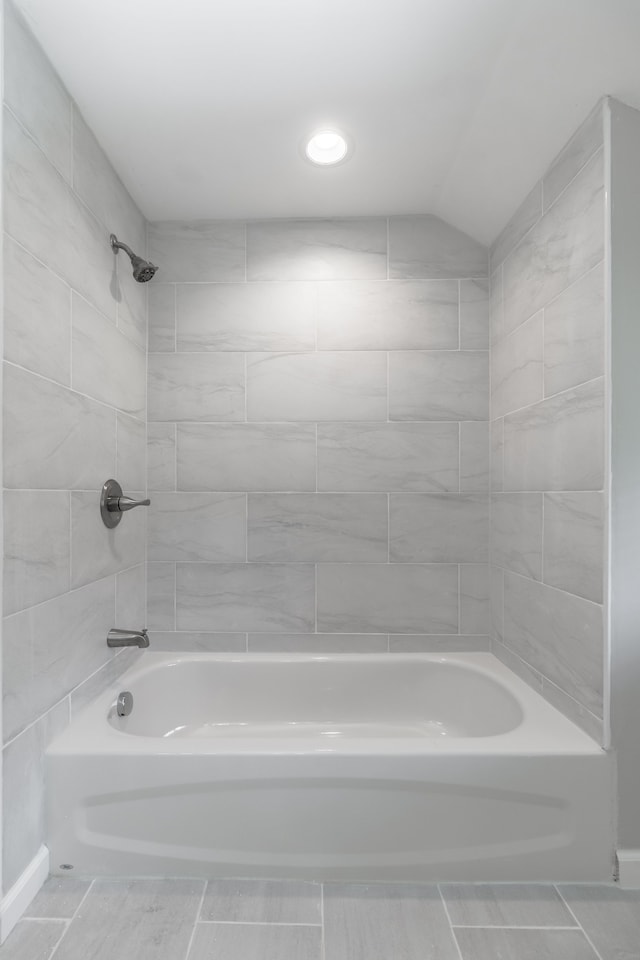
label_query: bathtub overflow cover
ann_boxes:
[117,691,133,717]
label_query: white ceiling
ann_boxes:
[13,0,640,244]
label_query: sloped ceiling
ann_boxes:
[12,0,640,242]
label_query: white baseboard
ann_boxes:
[617,849,640,887]
[0,845,49,943]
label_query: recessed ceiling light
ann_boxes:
[304,129,350,166]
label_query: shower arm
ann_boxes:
[110,234,136,259]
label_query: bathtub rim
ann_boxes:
[47,651,603,758]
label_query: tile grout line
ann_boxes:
[320,882,326,960]
[47,879,96,960]
[5,356,146,421]
[173,560,177,631]
[196,920,324,927]
[183,880,208,960]
[450,924,581,930]
[43,921,71,960]
[554,887,606,960]
[437,885,465,960]
[173,282,178,352]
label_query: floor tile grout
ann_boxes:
[451,923,580,930]
[196,920,323,927]
[554,886,606,960]
[12,878,640,960]
[437,883,465,960]
[320,882,326,960]
[47,879,95,960]
[183,880,207,960]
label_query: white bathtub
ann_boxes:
[46,652,613,881]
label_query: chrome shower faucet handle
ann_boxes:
[100,479,151,528]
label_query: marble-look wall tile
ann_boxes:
[317,422,459,492]
[4,362,116,489]
[72,107,145,251]
[116,413,146,492]
[390,494,489,563]
[70,491,145,589]
[147,562,175,630]
[503,572,603,716]
[3,700,69,891]
[493,637,543,692]
[489,265,504,345]
[503,378,604,491]
[317,563,458,634]
[543,492,604,602]
[491,493,543,580]
[148,423,176,491]
[491,566,504,642]
[148,284,176,352]
[72,294,146,418]
[249,633,388,653]
[178,423,316,491]
[3,577,115,742]
[491,312,543,418]
[148,492,246,562]
[2,25,152,893]
[4,2,72,181]
[177,282,316,352]
[459,279,490,349]
[115,565,146,628]
[115,264,147,355]
[389,635,491,652]
[503,148,604,334]
[490,418,504,491]
[148,220,246,282]
[544,261,604,397]
[4,237,71,385]
[147,353,244,421]
[176,563,315,632]
[388,215,488,279]
[460,563,492,634]
[542,677,603,741]
[246,351,386,421]
[248,494,387,562]
[543,101,604,212]
[4,108,117,322]
[247,218,387,280]
[460,421,490,492]
[4,490,70,616]
[316,280,459,350]
[490,182,542,273]
[70,649,142,717]
[150,633,246,652]
[389,351,489,420]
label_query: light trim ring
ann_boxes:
[304,129,350,166]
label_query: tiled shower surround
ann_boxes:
[489,103,606,741]
[2,4,147,892]
[0,0,620,923]
[146,217,491,651]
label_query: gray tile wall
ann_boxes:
[489,101,606,741]
[2,3,147,892]
[146,216,490,653]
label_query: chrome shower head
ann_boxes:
[110,234,158,283]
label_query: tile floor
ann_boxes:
[2,876,640,959]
